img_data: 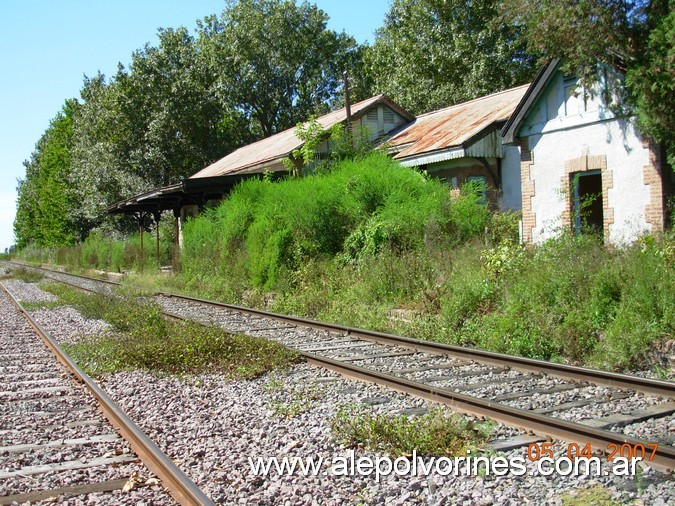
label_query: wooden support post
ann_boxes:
[343,71,352,146]
[153,211,161,267]
[173,208,181,259]
[137,212,145,273]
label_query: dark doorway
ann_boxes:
[573,171,603,235]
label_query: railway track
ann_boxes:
[6,261,675,472]
[0,278,213,505]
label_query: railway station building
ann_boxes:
[108,88,528,248]
[386,85,527,211]
[501,59,673,245]
[109,59,672,251]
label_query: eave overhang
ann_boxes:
[106,174,258,216]
[501,59,561,145]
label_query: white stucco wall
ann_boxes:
[519,65,623,138]
[500,145,522,212]
[528,117,651,245]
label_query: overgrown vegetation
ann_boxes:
[39,283,300,378]
[9,267,44,283]
[332,406,492,457]
[18,223,176,273]
[172,154,673,371]
[181,152,492,290]
[16,153,674,372]
[561,484,620,506]
[267,382,323,418]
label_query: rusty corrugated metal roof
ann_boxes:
[190,95,412,179]
[390,85,529,161]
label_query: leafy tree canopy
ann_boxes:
[500,0,674,164]
[17,0,368,245]
[366,0,536,114]
[68,27,254,233]
[15,100,79,248]
[625,1,675,164]
[197,0,365,136]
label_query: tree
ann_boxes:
[500,0,674,165]
[500,0,645,71]
[625,2,675,166]
[68,72,145,235]
[14,100,79,248]
[366,0,536,114]
[68,27,253,233]
[117,27,253,185]
[197,0,365,137]
[15,1,370,246]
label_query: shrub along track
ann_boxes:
[7,262,675,472]
[0,279,213,505]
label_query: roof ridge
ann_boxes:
[414,84,531,119]
[221,94,387,153]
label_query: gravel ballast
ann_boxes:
[100,365,675,505]
[5,279,674,505]
[0,283,176,505]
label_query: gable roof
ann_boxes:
[387,84,529,165]
[500,59,562,145]
[190,95,414,179]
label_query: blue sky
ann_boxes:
[0,0,390,252]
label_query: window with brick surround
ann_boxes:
[562,154,613,243]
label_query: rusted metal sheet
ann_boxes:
[190,95,414,179]
[390,85,528,162]
[465,129,502,158]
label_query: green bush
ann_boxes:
[332,406,492,457]
[182,153,490,289]
[9,267,44,283]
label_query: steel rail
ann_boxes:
[157,293,675,398]
[162,305,675,472]
[8,260,675,398]
[7,261,122,286]
[0,282,214,506]
[8,262,675,471]
[162,306,675,472]
[303,353,675,472]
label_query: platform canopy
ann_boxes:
[106,173,255,217]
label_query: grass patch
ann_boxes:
[21,300,65,311]
[65,318,300,378]
[39,282,105,318]
[561,484,620,506]
[9,267,44,283]
[270,398,313,418]
[332,406,492,457]
[39,281,300,378]
[266,379,322,418]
